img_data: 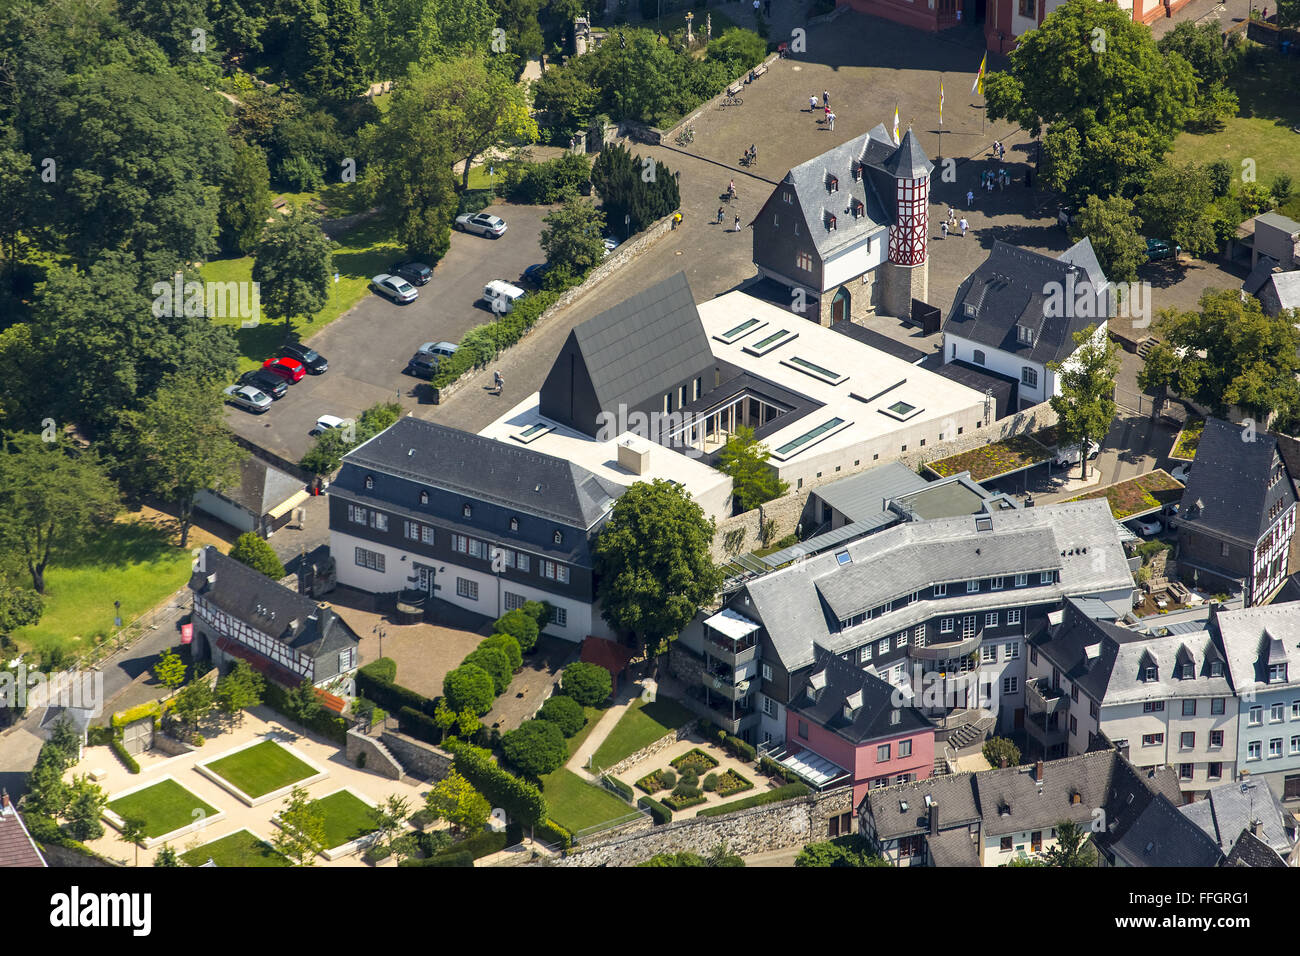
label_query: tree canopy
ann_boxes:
[1048,325,1119,479]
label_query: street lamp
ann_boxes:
[114,600,122,629]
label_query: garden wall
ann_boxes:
[346,727,403,780]
[380,730,453,781]
[150,734,195,758]
[553,785,854,866]
[600,719,699,778]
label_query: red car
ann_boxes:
[262,357,306,383]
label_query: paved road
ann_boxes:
[224,200,551,464]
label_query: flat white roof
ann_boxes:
[703,608,762,641]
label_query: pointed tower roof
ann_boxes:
[881,128,934,179]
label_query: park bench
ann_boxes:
[749,63,768,80]
[726,82,743,97]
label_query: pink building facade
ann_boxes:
[787,709,936,808]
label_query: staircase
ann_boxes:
[947,715,997,752]
[932,757,950,776]
[1137,337,1159,359]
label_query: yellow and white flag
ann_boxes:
[971,53,986,96]
[939,80,944,126]
[892,106,900,145]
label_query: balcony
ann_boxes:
[1025,677,1069,717]
[701,665,755,701]
[909,632,982,661]
[682,684,759,735]
[1025,710,1068,750]
[703,631,758,668]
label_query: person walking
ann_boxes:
[716,206,725,224]
[823,90,830,108]
[827,111,835,131]
[966,189,974,207]
[728,178,736,201]
[734,214,741,232]
[810,93,817,111]
[941,220,949,239]
[672,211,683,229]
[959,217,968,238]
[493,370,504,395]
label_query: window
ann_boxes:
[1007,609,1022,626]
[1000,836,1013,852]
[1292,736,1300,755]
[1017,324,1034,345]
[1249,706,1263,726]
[1071,685,1079,703]
[1209,661,1223,677]
[551,606,568,627]
[1180,763,1194,781]
[553,530,563,545]
[1270,738,1283,758]
[451,534,468,554]
[1294,700,1300,719]
[1180,732,1195,750]
[468,538,487,560]
[986,612,999,628]
[1248,741,1262,761]
[1015,573,1028,587]
[694,377,702,401]
[762,663,773,681]
[1181,663,1194,679]
[509,517,519,531]
[1142,733,1164,746]
[1003,676,1019,695]
[1211,698,1225,715]
[798,721,809,740]
[515,553,530,573]
[338,647,356,673]
[1070,715,1078,735]
[1142,701,1165,713]
[463,504,472,518]
[934,583,948,597]
[456,578,478,601]
[364,476,374,490]
[540,560,569,584]
[1089,701,1099,720]
[796,251,813,271]
[990,576,1004,591]
[1270,663,1288,684]
[914,625,926,647]
[1182,700,1196,717]
[940,618,954,634]
[877,744,891,762]
[1208,762,1222,780]
[1221,542,1231,558]
[982,644,998,663]
[1004,641,1020,660]
[973,349,986,366]
[354,547,385,572]
[1021,367,1038,389]
[1210,730,1223,748]
[878,638,890,655]
[1144,666,1157,682]
[1272,702,1286,723]
[963,616,977,638]
[404,520,419,541]
[347,504,367,525]
[419,490,429,505]
[1040,571,1053,584]
[759,695,775,717]
[504,592,526,612]
[897,630,909,647]
[967,579,980,593]
[898,739,912,757]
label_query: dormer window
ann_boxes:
[510,517,519,531]
[851,198,864,219]
[419,490,429,505]
[1269,663,1288,684]
[1017,325,1034,346]
[1210,661,1223,677]
[828,175,839,193]
[1181,663,1193,679]
[553,530,563,545]
[1144,666,1157,682]
[463,504,472,518]
[827,213,837,231]
[964,303,976,318]
[364,475,374,490]
[852,162,862,182]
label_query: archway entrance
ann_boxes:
[831,287,850,324]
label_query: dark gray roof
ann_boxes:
[1223,828,1288,867]
[1179,780,1295,857]
[1108,794,1224,867]
[926,359,1019,420]
[189,547,358,658]
[789,647,933,745]
[895,475,996,521]
[925,826,982,867]
[812,461,929,525]
[342,417,623,529]
[829,320,927,364]
[860,774,981,840]
[1177,417,1298,545]
[1057,236,1108,291]
[880,128,935,180]
[943,240,1111,366]
[1242,256,1278,296]
[210,457,302,516]
[976,751,1116,836]
[1216,602,1300,697]
[564,271,713,417]
[1261,271,1300,314]
[1255,212,1300,235]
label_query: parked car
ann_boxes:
[389,260,433,286]
[405,342,458,379]
[1145,238,1180,261]
[1129,516,1164,536]
[602,236,621,258]
[311,414,349,436]
[523,262,549,286]
[455,212,507,238]
[1054,440,1100,467]
[240,368,288,399]
[482,279,525,313]
[278,343,328,374]
[1171,463,1192,483]
[223,384,272,414]
[418,341,458,360]
[371,273,418,304]
[262,356,306,383]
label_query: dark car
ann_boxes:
[278,343,328,374]
[240,367,288,399]
[523,263,549,287]
[389,261,433,286]
[1145,238,1180,261]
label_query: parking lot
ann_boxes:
[223,200,551,464]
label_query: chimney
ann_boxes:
[1250,819,1262,837]
[999,756,1008,769]
[1035,760,1045,783]
[1,789,11,814]
[929,802,940,835]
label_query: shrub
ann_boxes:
[480,633,523,671]
[400,851,474,867]
[760,756,801,784]
[359,658,397,684]
[659,768,677,790]
[109,736,140,774]
[982,737,1021,769]
[715,769,754,797]
[560,661,612,706]
[437,829,508,860]
[355,669,433,717]
[635,769,668,794]
[796,835,890,867]
[494,609,540,653]
[696,783,810,818]
[397,706,443,745]
[446,740,548,826]
[679,768,698,788]
[671,748,719,775]
[503,153,592,204]
[702,773,718,792]
[637,795,673,825]
[522,600,552,633]
[502,719,567,777]
[535,818,572,848]
[603,775,634,802]
[537,694,587,737]
[262,680,348,744]
[87,725,113,747]
[444,664,495,715]
[364,843,392,863]
[463,645,513,696]
[229,532,286,580]
[663,785,706,811]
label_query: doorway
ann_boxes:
[831,287,850,324]
[416,565,436,595]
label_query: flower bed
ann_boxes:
[662,786,707,812]
[635,769,672,794]
[715,769,754,798]
[1171,417,1204,460]
[670,748,719,776]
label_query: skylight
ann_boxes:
[771,417,851,461]
[744,328,799,356]
[511,422,554,444]
[714,316,767,345]
[782,355,849,386]
[879,400,924,422]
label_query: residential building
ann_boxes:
[328,417,624,641]
[1027,598,1238,798]
[194,456,308,538]
[188,546,361,690]
[751,125,933,324]
[0,790,46,867]
[1257,272,1300,319]
[942,238,1111,411]
[1250,212,1300,271]
[982,0,1187,54]
[1179,778,1298,865]
[1175,417,1298,607]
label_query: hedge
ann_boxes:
[111,701,161,730]
[603,775,634,803]
[534,818,572,848]
[431,287,567,390]
[437,830,508,860]
[723,735,757,763]
[87,725,114,747]
[355,668,435,717]
[397,706,443,745]
[400,851,474,867]
[695,783,811,818]
[24,813,106,860]
[110,736,140,774]
[637,795,673,825]
[359,658,397,684]
[760,756,802,784]
[262,681,349,744]
[446,740,548,827]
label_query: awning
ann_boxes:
[703,608,761,641]
[267,489,311,520]
[777,747,849,788]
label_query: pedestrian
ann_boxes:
[824,104,831,122]
[941,220,948,239]
[734,214,741,232]
[959,217,968,237]
[999,168,1006,189]
[992,140,999,159]
[823,90,830,108]
[716,206,725,224]
[728,178,736,200]
[810,93,817,111]
[493,370,504,395]
[966,189,974,207]
[828,111,835,131]
[672,211,683,229]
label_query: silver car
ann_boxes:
[418,341,458,360]
[455,212,508,238]
[224,384,272,414]
[372,273,418,304]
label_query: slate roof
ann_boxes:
[189,546,358,659]
[1215,602,1300,695]
[860,773,982,840]
[1242,256,1279,296]
[1223,828,1289,867]
[1260,271,1300,315]
[943,239,1111,366]
[1179,780,1296,857]
[0,795,46,867]
[788,646,934,745]
[1255,212,1300,235]
[208,457,302,517]
[1107,792,1224,867]
[976,751,1116,835]
[926,826,982,867]
[1178,418,1298,546]
[341,417,624,529]
[811,461,929,525]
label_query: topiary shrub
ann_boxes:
[560,661,612,706]
[501,719,568,777]
[702,773,718,792]
[480,633,522,671]
[443,664,495,715]
[537,694,587,737]
[982,736,1021,769]
[494,608,540,653]
[229,532,286,580]
[659,768,677,790]
[679,768,698,788]
[359,657,397,683]
[463,645,512,696]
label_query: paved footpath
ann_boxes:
[565,681,653,780]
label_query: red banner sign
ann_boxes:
[181,622,193,644]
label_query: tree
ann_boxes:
[23,746,70,818]
[115,0,215,66]
[982,736,1022,768]
[214,659,265,724]
[154,845,181,866]
[560,661,612,707]
[432,697,481,739]
[1043,820,1098,866]
[591,143,680,236]
[539,192,607,279]
[296,0,367,104]
[282,680,326,724]
[251,206,334,339]
[65,775,107,841]
[1048,325,1119,480]
[1135,164,1218,257]
[1280,0,1300,29]
[369,793,413,850]
[1070,195,1144,285]
[153,648,187,693]
[493,608,539,653]
[717,426,789,512]
[273,785,326,866]
[983,0,1195,204]
[229,532,286,580]
[1136,340,1181,416]
[530,65,599,140]
[443,663,495,715]
[0,434,121,593]
[170,677,214,735]
[118,815,148,866]
[425,769,490,834]
[0,579,42,638]
[593,479,724,654]
[537,694,586,737]
[219,143,272,255]
[480,633,522,672]
[795,835,890,867]
[1144,289,1300,422]
[116,373,246,547]
[300,402,401,476]
[501,718,567,777]
[361,0,497,79]
[463,644,512,696]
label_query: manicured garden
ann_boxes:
[636,749,753,813]
[204,741,319,798]
[925,429,1058,481]
[589,697,696,771]
[538,767,640,835]
[309,790,379,850]
[107,779,218,840]
[179,829,290,867]
[1171,417,1204,460]
[1066,469,1184,519]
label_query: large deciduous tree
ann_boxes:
[1135,164,1218,257]
[1069,195,1144,285]
[219,142,272,255]
[1048,325,1119,480]
[717,425,788,513]
[593,479,723,655]
[252,206,334,338]
[538,192,606,281]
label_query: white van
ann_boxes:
[482,279,525,313]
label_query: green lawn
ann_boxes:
[205,741,318,799]
[562,704,609,760]
[309,791,378,849]
[926,429,1058,481]
[179,829,290,867]
[108,779,218,840]
[589,697,696,771]
[540,768,639,835]
[11,521,194,661]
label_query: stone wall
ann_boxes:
[380,730,453,781]
[600,719,700,778]
[553,785,854,866]
[151,733,195,758]
[573,811,654,847]
[347,727,403,780]
[667,642,706,689]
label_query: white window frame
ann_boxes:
[1007,608,1022,625]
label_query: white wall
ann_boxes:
[822,231,888,291]
[1101,698,1239,793]
[944,332,1046,405]
[194,491,256,534]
